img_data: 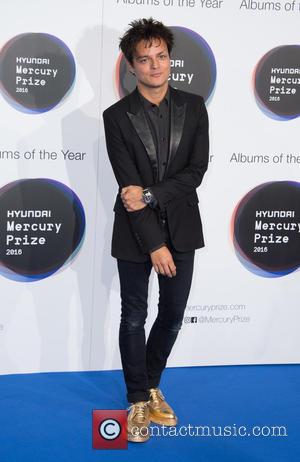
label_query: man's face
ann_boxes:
[130,38,171,90]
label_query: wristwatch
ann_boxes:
[142,188,154,205]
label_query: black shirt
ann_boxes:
[139,89,170,182]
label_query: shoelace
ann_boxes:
[128,401,150,423]
[149,388,165,405]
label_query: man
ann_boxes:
[103,18,209,442]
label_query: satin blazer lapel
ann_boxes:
[167,88,187,174]
[127,89,158,182]
[126,87,187,182]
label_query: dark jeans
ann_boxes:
[117,247,194,403]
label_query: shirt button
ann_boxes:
[162,162,166,166]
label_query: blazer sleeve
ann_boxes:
[148,97,209,210]
[103,109,165,254]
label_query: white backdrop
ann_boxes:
[0,0,299,375]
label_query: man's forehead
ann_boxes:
[135,38,167,53]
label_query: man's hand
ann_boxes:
[150,246,177,278]
[121,185,146,212]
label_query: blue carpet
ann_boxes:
[0,365,299,461]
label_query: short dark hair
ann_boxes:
[119,18,174,64]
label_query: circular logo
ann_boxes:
[98,419,121,441]
[0,178,85,281]
[232,181,300,277]
[254,45,300,120]
[116,26,216,102]
[0,33,76,113]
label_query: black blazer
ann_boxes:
[103,86,209,262]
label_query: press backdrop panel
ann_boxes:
[0,0,299,375]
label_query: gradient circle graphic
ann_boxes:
[116,26,216,102]
[0,179,85,282]
[254,45,300,120]
[0,33,76,113]
[232,181,300,277]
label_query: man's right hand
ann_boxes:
[150,246,177,278]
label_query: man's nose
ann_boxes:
[150,58,159,68]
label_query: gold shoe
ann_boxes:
[148,388,178,426]
[127,401,150,442]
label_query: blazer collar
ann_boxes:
[126,86,186,182]
[127,86,185,114]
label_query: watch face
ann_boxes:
[143,191,152,203]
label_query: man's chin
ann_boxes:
[142,80,169,89]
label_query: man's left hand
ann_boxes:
[121,185,145,212]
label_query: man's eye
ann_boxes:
[139,58,148,64]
